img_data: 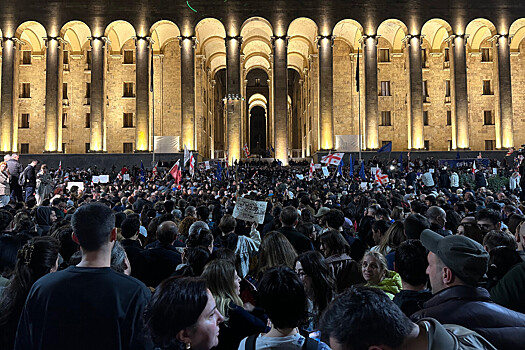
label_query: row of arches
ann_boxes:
[4,16,525,157]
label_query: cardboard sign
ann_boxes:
[232,197,268,224]
[322,167,329,177]
[67,182,84,191]
[92,176,100,183]
[99,175,109,183]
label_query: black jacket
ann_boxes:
[411,285,525,349]
[141,243,182,287]
[21,164,36,187]
[276,226,313,254]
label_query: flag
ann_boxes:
[152,162,158,177]
[169,160,182,184]
[216,161,223,181]
[58,160,62,172]
[337,159,344,176]
[189,152,195,176]
[321,152,344,166]
[251,171,258,179]
[349,154,354,177]
[356,47,360,92]
[243,143,250,157]
[456,150,460,159]
[507,147,515,156]
[117,173,122,181]
[377,142,392,153]
[398,153,403,167]
[374,168,389,185]
[184,145,190,166]
[309,159,315,181]
[359,161,366,180]
[140,161,146,183]
[271,145,275,155]
[477,152,482,159]
[407,151,411,160]
[64,172,69,182]
[472,160,476,174]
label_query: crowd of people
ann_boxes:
[1,151,525,349]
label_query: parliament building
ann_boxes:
[1,0,525,164]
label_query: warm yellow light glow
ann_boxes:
[137,131,147,151]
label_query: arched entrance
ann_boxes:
[250,106,266,154]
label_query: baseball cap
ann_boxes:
[314,207,331,218]
[421,229,489,285]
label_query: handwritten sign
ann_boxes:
[123,174,130,181]
[232,197,268,224]
[99,175,109,183]
[322,167,329,177]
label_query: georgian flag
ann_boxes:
[169,160,182,185]
[243,144,250,157]
[320,152,344,166]
[189,152,195,176]
[308,159,315,181]
[374,169,389,185]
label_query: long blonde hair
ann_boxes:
[201,259,243,321]
[378,221,406,256]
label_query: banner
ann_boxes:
[438,158,490,168]
[335,135,361,152]
[232,197,268,224]
[154,136,180,153]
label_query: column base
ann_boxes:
[134,150,150,153]
[43,150,64,154]
[87,150,107,153]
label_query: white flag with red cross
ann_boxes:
[320,152,344,166]
[308,159,315,181]
[243,144,250,157]
[374,168,389,185]
[189,152,195,176]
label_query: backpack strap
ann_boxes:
[302,336,319,350]
[245,334,258,350]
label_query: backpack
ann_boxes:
[18,167,28,186]
[245,334,319,350]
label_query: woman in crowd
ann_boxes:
[144,277,224,350]
[238,266,331,350]
[370,220,391,250]
[201,259,267,350]
[34,206,57,236]
[0,236,60,349]
[35,164,54,206]
[215,215,261,277]
[361,250,401,299]
[294,251,335,331]
[372,220,406,269]
[0,161,10,208]
[256,231,297,279]
[319,229,363,293]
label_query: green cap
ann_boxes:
[421,229,489,285]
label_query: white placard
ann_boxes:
[429,168,435,174]
[296,174,304,180]
[99,175,109,183]
[123,174,130,181]
[204,161,211,170]
[314,164,322,169]
[92,176,100,183]
[232,197,268,224]
[322,167,329,177]
[67,182,84,191]
[360,182,368,189]
[493,168,498,175]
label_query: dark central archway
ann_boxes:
[249,106,266,154]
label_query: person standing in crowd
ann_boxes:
[35,164,54,206]
[14,202,153,350]
[6,153,23,202]
[277,206,313,254]
[20,159,39,203]
[0,161,10,207]
[411,229,525,349]
[361,250,401,299]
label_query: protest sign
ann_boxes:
[99,175,109,183]
[92,176,100,183]
[123,174,130,181]
[232,197,268,224]
[314,164,322,169]
[296,174,304,180]
[66,182,84,191]
[322,167,329,177]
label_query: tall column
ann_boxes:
[180,36,196,151]
[299,79,305,157]
[318,35,335,150]
[210,79,216,158]
[1,38,20,152]
[272,36,289,165]
[44,37,64,152]
[89,37,107,152]
[450,34,469,149]
[135,36,151,151]
[267,77,273,150]
[405,34,424,149]
[225,35,242,163]
[363,35,379,149]
[495,34,513,148]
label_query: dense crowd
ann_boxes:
[1,151,525,349]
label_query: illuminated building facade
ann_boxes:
[0,0,524,164]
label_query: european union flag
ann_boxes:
[377,142,392,153]
[359,161,366,180]
[140,161,146,183]
[349,154,354,177]
[398,153,403,167]
[337,159,344,176]
[216,161,223,181]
